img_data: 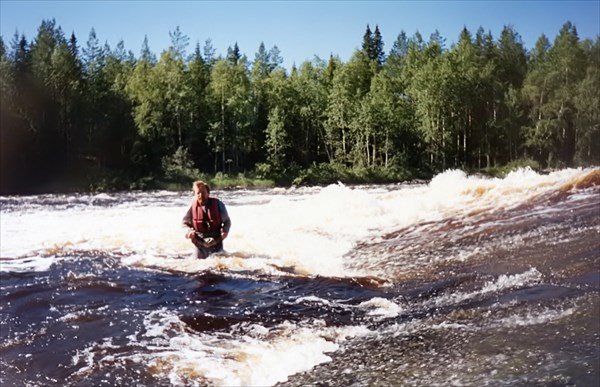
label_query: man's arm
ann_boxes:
[218,201,231,235]
[182,206,195,238]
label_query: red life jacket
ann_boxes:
[191,198,222,234]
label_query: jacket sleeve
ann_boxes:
[218,200,231,233]
[182,206,194,233]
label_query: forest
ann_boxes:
[0,20,598,194]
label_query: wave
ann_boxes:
[1,168,597,279]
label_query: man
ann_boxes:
[182,180,231,259]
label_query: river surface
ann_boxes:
[1,168,599,386]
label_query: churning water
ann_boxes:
[1,168,599,386]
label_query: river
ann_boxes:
[1,168,599,386]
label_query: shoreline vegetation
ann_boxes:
[2,20,598,195]
[39,157,543,195]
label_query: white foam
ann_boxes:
[1,168,595,277]
[481,268,543,293]
[77,309,374,386]
[494,307,577,328]
[432,268,543,308]
[294,296,333,305]
[358,297,404,318]
[0,256,56,273]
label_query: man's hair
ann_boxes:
[193,180,210,194]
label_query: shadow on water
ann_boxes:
[182,272,393,333]
[0,253,199,386]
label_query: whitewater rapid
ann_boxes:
[1,167,598,386]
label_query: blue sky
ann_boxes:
[1,0,599,70]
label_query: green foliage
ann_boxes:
[1,20,598,195]
[292,163,411,186]
[253,162,301,185]
[482,158,542,178]
[209,172,274,189]
[161,146,200,181]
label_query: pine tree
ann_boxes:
[139,35,156,65]
[30,19,63,85]
[227,42,241,65]
[361,24,385,66]
[253,42,269,78]
[188,42,211,166]
[250,42,271,161]
[10,32,31,74]
[389,30,409,63]
[68,31,78,54]
[372,25,385,66]
[203,38,216,67]
[168,26,189,61]
[362,24,373,59]
[268,45,283,72]
[497,25,527,89]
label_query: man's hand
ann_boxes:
[221,230,228,240]
[185,230,195,239]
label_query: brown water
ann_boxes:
[1,168,599,386]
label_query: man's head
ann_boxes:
[192,180,210,204]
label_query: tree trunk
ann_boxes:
[221,87,225,172]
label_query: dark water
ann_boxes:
[1,168,599,386]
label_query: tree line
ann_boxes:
[1,20,598,194]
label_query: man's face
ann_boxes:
[193,185,209,204]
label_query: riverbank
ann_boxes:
[2,158,547,195]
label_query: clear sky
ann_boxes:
[1,0,599,70]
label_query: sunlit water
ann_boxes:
[1,168,599,386]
